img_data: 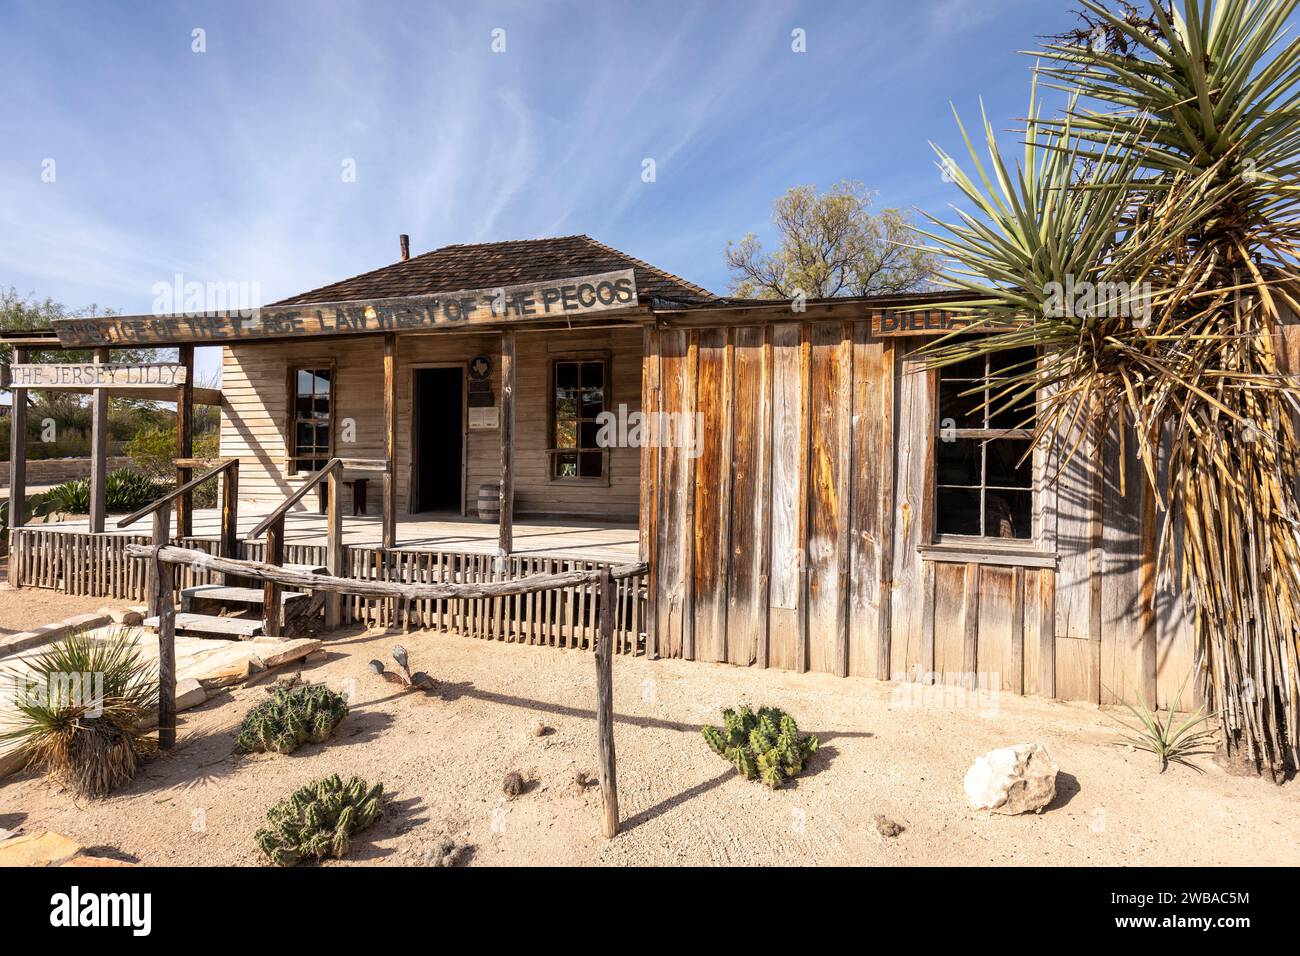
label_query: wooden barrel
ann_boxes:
[477,482,501,522]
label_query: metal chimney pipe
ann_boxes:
[399,234,410,261]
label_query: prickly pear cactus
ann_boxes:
[254,774,384,866]
[700,704,819,789]
[234,683,349,755]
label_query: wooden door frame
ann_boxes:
[410,362,469,515]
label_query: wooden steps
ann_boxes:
[143,612,264,639]
[181,584,308,611]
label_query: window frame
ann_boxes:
[931,346,1038,545]
[286,362,336,477]
[547,354,611,484]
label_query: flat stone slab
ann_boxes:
[0,612,112,658]
[0,831,83,867]
[0,831,136,867]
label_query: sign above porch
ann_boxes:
[50,269,640,348]
[3,362,188,388]
[869,308,984,336]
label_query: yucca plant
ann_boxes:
[916,0,1300,779]
[254,774,384,866]
[0,628,158,797]
[1109,674,1220,771]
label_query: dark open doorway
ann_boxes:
[412,366,465,513]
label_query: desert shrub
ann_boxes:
[105,468,169,513]
[0,628,158,797]
[702,704,819,789]
[255,774,384,866]
[124,427,220,507]
[1109,674,1218,773]
[42,478,92,515]
[233,683,349,755]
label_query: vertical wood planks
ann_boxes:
[849,329,891,678]
[654,329,690,658]
[692,328,729,662]
[768,323,805,670]
[891,343,932,681]
[726,326,770,666]
[806,322,851,675]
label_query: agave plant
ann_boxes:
[1109,673,1220,772]
[0,628,158,797]
[917,0,1300,779]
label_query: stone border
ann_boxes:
[0,612,113,659]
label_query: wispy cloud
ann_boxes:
[1,0,1090,377]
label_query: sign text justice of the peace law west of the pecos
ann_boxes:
[50,270,640,348]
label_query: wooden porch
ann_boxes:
[28,509,640,564]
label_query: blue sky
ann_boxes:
[2,0,1088,380]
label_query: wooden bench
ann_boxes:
[315,470,372,516]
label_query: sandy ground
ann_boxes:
[0,580,116,638]
[1,612,1297,867]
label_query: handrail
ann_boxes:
[117,458,238,529]
[247,458,343,540]
[126,542,648,600]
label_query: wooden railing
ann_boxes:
[247,458,389,634]
[128,541,645,838]
[114,457,237,750]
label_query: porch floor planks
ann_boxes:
[31,509,640,565]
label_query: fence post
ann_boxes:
[596,565,619,838]
[325,468,342,629]
[149,509,177,749]
[263,515,284,637]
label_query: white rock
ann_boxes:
[175,678,207,711]
[964,743,1059,815]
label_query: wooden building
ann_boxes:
[3,235,1199,708]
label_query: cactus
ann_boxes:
[254,774,384,866]
[700,704,819,789]
[234,683,348,755]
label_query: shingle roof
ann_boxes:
[273,235,717,307]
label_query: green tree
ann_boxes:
[920,0,1300,777]
[724,181,939,299]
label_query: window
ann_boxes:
[290,367,332,473]
[935,345,1036,540]
[551,359,606,479]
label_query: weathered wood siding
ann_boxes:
[220,327,643,519]
[646,325,1197,707]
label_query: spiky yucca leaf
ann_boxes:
[917,0,1300,778]
[0,628,158,797]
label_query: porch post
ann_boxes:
[175,345,194,538]
[89,346,110,533]
[382,332,398,550]
[7,346,29,535]
[498,330,515,558]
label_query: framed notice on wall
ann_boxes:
[469,406,499,430]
